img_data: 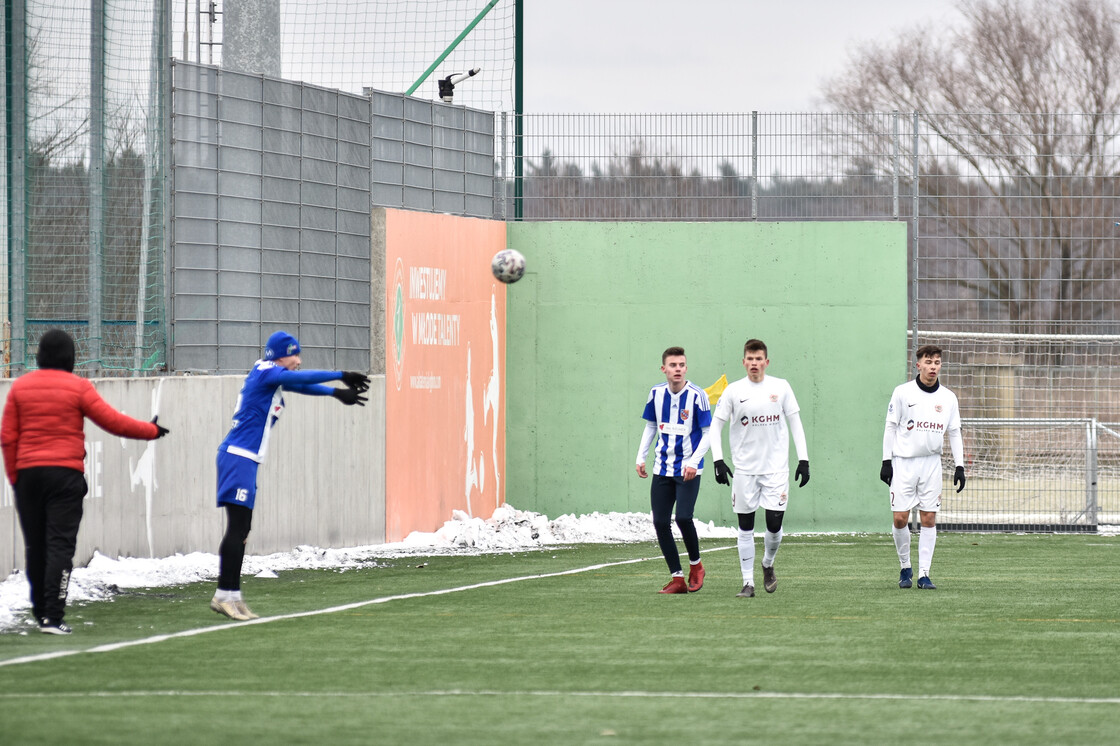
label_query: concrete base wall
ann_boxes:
[0,374,386,577]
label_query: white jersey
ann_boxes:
[883,378,962,462]
[711,375,803,475]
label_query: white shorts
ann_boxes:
[889,454,942,513]
[732,471,788,514]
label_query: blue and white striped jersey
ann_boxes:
[219,360,342,463]
[638,381,713,477]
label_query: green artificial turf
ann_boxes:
[2,533,1119,744]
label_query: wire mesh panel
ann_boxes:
[912,112,1120,337]
[8,0,167,374]
[512,112,909,221]
[170,0,516,112]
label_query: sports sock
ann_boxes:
[918,525,937,577]
[215,589,232,602]
[762,529,783,567]
[892,525,911,568]
[230,590,243,602]
[737,529,755,584]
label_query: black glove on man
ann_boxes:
[953,465,966,493]
[151,416,170,438]
[713,459,733,485]
[332,387,368,406]
[794,460,810,487]
[880,459,893,485]
[340,371,371,393]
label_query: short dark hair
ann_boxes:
[36,329,76,372]
[743,339,768,357]
[915,344,943,361]
[662,346,686,363]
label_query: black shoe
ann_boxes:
[39,618,73,635]
[899,567,913,589]
[736,583,755,598]
[762,564,777,593]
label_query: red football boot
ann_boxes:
[659,576,689,594]
[687,561,705,592]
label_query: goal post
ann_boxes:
[912,330,1120,532]
[938,418,1101,532]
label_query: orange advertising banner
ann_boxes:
[384,209,508,541]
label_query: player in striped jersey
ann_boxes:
[211,331,370,621]
[881,344,965,590]
[636,347,712,594]
[709,340,809,598]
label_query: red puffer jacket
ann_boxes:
[0,369,159,485]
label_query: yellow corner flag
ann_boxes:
[704,374,728,407]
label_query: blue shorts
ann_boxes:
[216,451,259,510]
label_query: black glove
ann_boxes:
[151,416,170,438]
[880,459,893,485]
[332,387,367,406]
[794,460,810,487]
[713,459,733,485]
[340,371,371,393]
[954,465,966,493]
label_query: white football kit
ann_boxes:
[710,375,808,514]
[883,378,963,512]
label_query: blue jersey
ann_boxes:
[641,381,712,477]
[219,360,341,463]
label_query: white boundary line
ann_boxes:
[0,689,1117,706]
[2,551,698,668]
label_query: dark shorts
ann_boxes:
[216,451,259,510]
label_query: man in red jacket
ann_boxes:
[1,329,169,635]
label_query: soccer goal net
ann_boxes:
[915,331,1120,531]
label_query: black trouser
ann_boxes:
[218,504,254,591]
[14,466,88,623]
[650,474,701,575]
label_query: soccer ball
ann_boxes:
[491,249,526,284]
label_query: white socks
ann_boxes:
[215,589,243,602]
[737,529,755,584]
[762,529,782,568]
[918,526,937,578]
[892,526,911,568]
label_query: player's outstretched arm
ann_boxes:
[332,387,367,406]
[340,371,371,393]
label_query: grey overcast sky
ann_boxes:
[523,1,965,113]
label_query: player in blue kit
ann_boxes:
[210,331,370,621]
[636,347,712,594]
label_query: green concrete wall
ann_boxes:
[506,221,907,531]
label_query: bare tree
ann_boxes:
[823,0,1120,336]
